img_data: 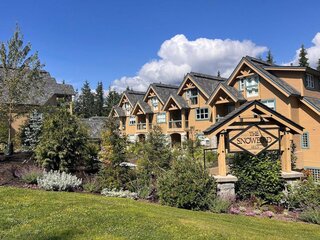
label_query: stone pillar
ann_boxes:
[217,131,227,176]
[214,175,238,200]
[181,132,187,143]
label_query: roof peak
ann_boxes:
[151,83,179,89]
[189,72,227,81]
[245,56,276,66]
[125,90,145,95]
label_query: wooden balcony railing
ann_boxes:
[137,123,146,130]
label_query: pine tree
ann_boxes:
[77,81,94,118]
[217,71,221,77]
[317,58,320,71]
[21,110,43,150]
[94,82,104,116]
[266,50,274,64]
[104,88,121,116]
[298,44,309,67]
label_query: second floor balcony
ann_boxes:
[168,120,189,129]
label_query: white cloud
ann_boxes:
[111,34,267,92]
[286,33,320,67]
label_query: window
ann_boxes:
[261,99,276,110]
[157,112,166,123]
[301,132,310,149]
[196,108,209,120]
[151,97,158,110]
[186,89,198,105]
[245,75,259,97]
[129,116,136,125]
[123,102,131,115]
[307,168,320,181]
[306,74,315,89]
[239,79,245,91]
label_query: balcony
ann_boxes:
[169,120,189,129]
[137,122,146,130]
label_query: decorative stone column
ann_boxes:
[214,175,238,200]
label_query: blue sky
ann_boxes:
[1,0,320,92]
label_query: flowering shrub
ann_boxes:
[101,188,138,200]
[229,207,240,215]
[37,170,82,191]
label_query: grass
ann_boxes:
[0,187,319,240]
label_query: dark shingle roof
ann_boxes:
[303,96,320,112]
[124,90,145,106]
[0,70,75,106]
[112,106,125,117]
[189,72,226,97]
[170,95,189,109]
[150,83,178,104]
[137,100,153,114]
[80,117,107,139]
[221,83,246,101]
[245,56,300,96]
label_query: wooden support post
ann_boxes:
[181,109,185,129]
[212,105,216,123]
[281,131,292,172]
[146,114,149,131]
[218,132,227,176]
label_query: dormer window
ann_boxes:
[151,97,158,110]
[245,75,259,97]
[306,74,315,89]
[123,102,131,115]
[186,89,198,105]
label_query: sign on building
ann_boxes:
[228,124,280,156]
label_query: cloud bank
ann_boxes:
[286,33,320,67]
[111,34,267,92]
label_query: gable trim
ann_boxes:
[177,74,210,99]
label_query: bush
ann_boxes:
[19,166,43,184]
[101,188,138,199]
[35,108,91,172]
[158,154,216,211]
[37,170,82,191]
[82,176,102,193]
[20,110,43,151]
[287,178,320,210]
[210,198,232,213]
[230,152,285,204]
[299,208,320,225]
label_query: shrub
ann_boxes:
[35,108,90,172]
[287,178,320,210]
[230,152,285,204]
[158,154,216,211]
[37,170,82,191]
[19,166,43,184]
[299,208,320,225]
[210,198,232,213]
[101,188,138,200]
[83,176,102,193]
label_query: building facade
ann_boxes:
[110,56,320,179]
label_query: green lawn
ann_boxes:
[0,187,319,240]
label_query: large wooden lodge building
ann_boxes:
[110,56,320,180]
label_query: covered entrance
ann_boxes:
[170,133,182,147]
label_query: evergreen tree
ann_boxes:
[94,81,104,116]
[20,109,43,150]
[298,44,309,67]
[266,50,274,64]
[77,81,94,118]
[217,71,221,77]
[317,58,320,71]
[104,88,121,116]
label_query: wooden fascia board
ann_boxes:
[300,98,320,115]
[132,102,145,115]
[162,95,182,111]
[118,93,133,108]
[143,86,164,105]
[177,75,209,99]
[207,85,237,105]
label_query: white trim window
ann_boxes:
[157,112,166,123]
[123,102,131,115]
[245,75,259,97]
[239,79,245,91]
[306,74,315,89]
[151,97,159,110]
[308,168,320,181]
[301,132,310,149]
[196,108,209,120]
[261,99,276,110]
[186,89,198,105]
[129,116,136,125]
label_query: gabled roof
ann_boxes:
[204,100,303,135]
[109,106,125,117]
[263,65,320,76]
[177,72,226,99]
[132,100,153,115]
[119,90,145,107]
[227,56,300,97]
[80,117,107,139]
[0,70,75,106]
[163,94,189,110]
[143,83,179,104]
[302,96,320,114]
[207,82,246,105]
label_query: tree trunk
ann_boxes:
[6,106,13,156]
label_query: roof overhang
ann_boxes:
[207,83,239,105]
[300,98,320,115]
[163,95,182,111]
[132,102,146,115]
[177,74,210,99]
[143,85,164,105]
[204,100,304,136]
[118,93,133,108]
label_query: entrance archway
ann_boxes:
[137,134,146,142]
[171,133,181,147]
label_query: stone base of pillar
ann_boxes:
[281,171,303,186]
[213,175,238,200]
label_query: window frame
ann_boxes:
[129,116,136,126]
[306,74,315,89]
[156,112,166,124]
[196,108,209,121]
[261,99,276,111]
[150,97,159,110]
[245,75,260,98]
[301,132,310,149]
[186,88,198,105]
